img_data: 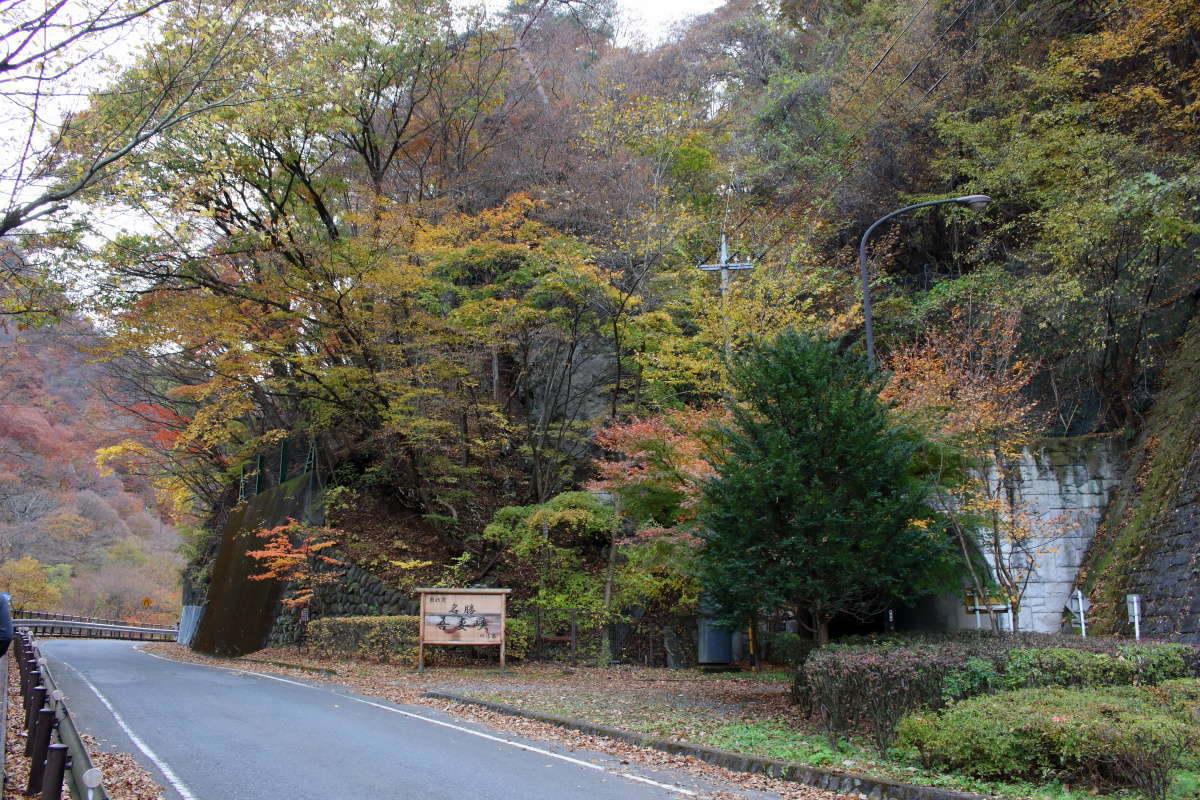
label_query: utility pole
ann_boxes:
[697,233,754,357]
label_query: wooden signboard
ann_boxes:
[416,588,511,672]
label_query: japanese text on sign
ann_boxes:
[421,591,505,644]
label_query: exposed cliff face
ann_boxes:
[1081,316,1200,641]
[191,474,323,656]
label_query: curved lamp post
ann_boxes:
[859,194,992,370]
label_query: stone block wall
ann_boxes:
[1077,316,1200,641]
[266,562,417,647]
[934,436,1122,633]
[1119,446,1200,641]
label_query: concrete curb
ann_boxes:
[423,690,993,800]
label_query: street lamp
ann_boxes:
[858,194,992,370]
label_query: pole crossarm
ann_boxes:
[697,233,755,275]
[697,264,754,271]
[697,233,757,358]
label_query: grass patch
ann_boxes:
[701,721,846,767]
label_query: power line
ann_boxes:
[923,0,1024,98]
[849,0,937,94]
[845,0,1001,142]
[720,0,1060,251]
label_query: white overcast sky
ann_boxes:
[470,0,728,45]
[615,0,726,43]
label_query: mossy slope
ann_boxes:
[1080,316,1200,636]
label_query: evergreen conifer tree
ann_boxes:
[699,332,961,643]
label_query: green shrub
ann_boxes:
[897,687,1195,799]
[1146,677,1200,722]
[766,632,817,666]
[504,616,531,660]
[941,657,999,703]
[998,647,1138,689]
[308,615,420,663]
[1121,643,1197,683]
[803,633,1196,752]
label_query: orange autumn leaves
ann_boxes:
[882,308,1040,457]
[247,519,344,608]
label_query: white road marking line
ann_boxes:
[344,695,698,796]
[136,646,698,797]
[58,661,199,800]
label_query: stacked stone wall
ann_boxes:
[1080,317,1200,641]
[932,436,1123,633]
[1126,470,1200,641]
[267,562,416,647]
[1005,438,1122,632]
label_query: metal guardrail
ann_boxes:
[15,610,176,631]
[1,649,8,788]
[13,628,109,800]
[14,619,177,642]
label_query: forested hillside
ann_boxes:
[0,0,1196,633]
[0,316,182,619]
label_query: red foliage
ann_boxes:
[124,403,190,447]
[587,407,725,542]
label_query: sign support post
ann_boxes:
[418,592,426,673]
[1077,589,1086,638]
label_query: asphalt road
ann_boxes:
[41,640,775,800]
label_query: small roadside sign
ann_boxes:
[1126,594,1142,641]
[416,587,511,672]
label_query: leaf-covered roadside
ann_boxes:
[142,639,1200,800]
[3,658,164,800]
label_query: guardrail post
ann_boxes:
[19,648,35,692]
[26,707,55,793]
[25,694,48,756]
[40,743,68,800]
[25,678,43,728]
[570,609,578,667]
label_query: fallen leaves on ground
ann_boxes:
[4,655,33,800]
[81,735,164,800]
[3,655,164,800]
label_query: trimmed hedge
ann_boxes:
[307,615,531,664]
[1145,678,1200,722]
[802,632,1197,752]
[897,686,1198,798]
[308,615,420,663]
[808,643,967,751]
